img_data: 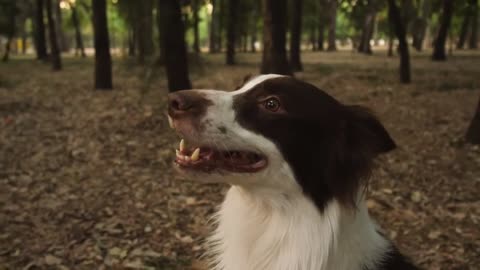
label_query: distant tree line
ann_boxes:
[0,0,479,144]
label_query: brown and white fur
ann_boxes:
[167,75,418,270]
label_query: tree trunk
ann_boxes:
[289,0,303,71]
[159,0,192,92]
[144,0,154,56]
[192,0,200,54]
[250,2,258,53]
[242,32,248,52]
[466,97,480,144]
[209,0,217,53]
[327,0,337,51]
[136,0,154,64]
[226,0,238,65]
[388,33,394,56]
[318,20,325,51]
[358,7,376,54]
[432,0,454,61]
[218,0,225,52]
[388,0,411,83]
[469,0,478,49]
[2,10,15,62]
[71,4,86,57]
[412,0,431,51]
[261,0,292,75]
[412,18,427,51]
[250,25,257,53]
[155,2,164,64]
[34,0,48,60]
[22,35,27,54]
[457,11,470,49]
[310,27,317,51]
[2,39,12,62]
[92,0,113,89]
[54,0,68,52]
[46,0,62,70]
[128,28,136,56]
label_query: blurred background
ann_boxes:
[0,0,479,269]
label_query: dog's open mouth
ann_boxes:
[174,139,267,173]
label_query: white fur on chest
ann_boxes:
[207,187,390,270]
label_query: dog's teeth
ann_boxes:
[176,149,181,157]
[179,139,185,152]
[191,148,200,161]
[185,156,191,162]
[168,116,174,129]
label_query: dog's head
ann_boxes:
[167,75,395,209]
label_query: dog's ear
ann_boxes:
[345,105,396,155]
[325,106,396,207]
[235,74,254,90]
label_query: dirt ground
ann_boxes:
[0,51,479,270]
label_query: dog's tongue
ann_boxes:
[174,139,267,173]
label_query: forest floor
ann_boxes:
[0,50,479,270]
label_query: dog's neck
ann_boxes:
[208,185,391,270]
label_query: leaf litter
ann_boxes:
[0,51,479,269]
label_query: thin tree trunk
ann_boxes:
[128,27,136,56]
[2,26,14,62]
[2,40,11,62]
[136,0,154,64]
[327,0,337,51]
[388,0,411,83]
[318,19,325,50]
[21,37,27,54]
[261,0,292,75]
[250,2,258,53]
[469,0,478,49]
[250,23,257,52]
[71,4,86,57]
[466,97,480,144]
[457,11,470,49]
[317,0,326,51]
[46,0,62,70]
[290,0,303,71]
[34,0,48,60]
[242,32,248,52]
[432,0,454,61]
[226,0,238,65]
[412,0,431,51]
[209,0,217,53]
[136,20,145,63]
[193,0,200,54]
[388,33,394,56]
[92,0,113,89]
[54,0,68,52]
[144,0,154,56]
[310,27,317,51]
[218,0,225,52]
[359,8,376,54]
[412,19,427,51]
[159,0,192,91]
[155,2,164,64]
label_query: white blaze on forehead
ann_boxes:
[234,74,285,95]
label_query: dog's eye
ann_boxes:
[263,98,281,112]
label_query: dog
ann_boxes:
[167,74,418,270]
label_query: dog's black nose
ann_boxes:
[168,91,211,118]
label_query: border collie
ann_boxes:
[167,74,418,270]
